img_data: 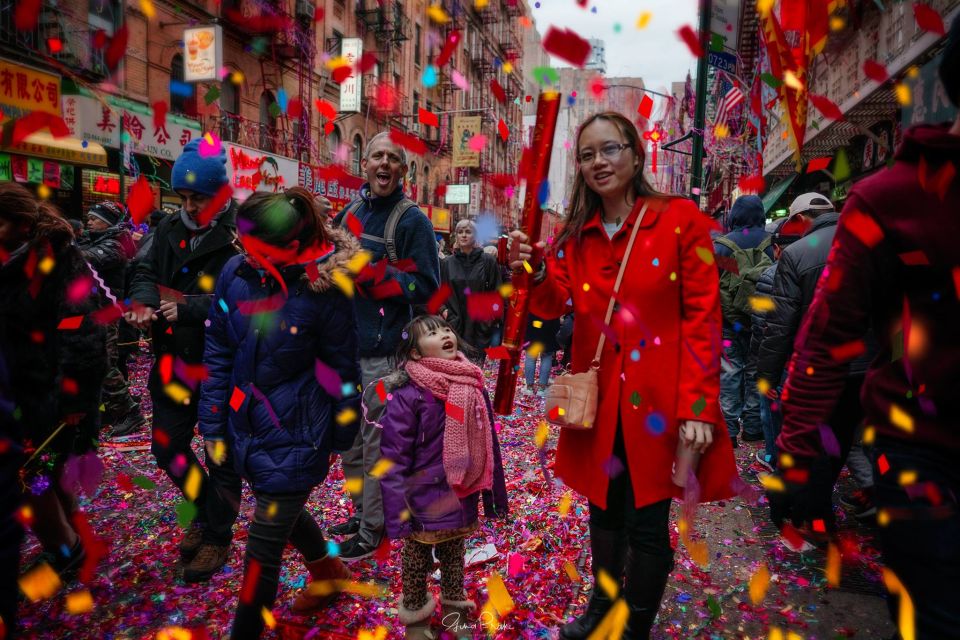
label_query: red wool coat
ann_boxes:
[530,197,738,509]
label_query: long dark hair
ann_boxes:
[396,314,477,364]
[0,182,72,243]
[237,186,329,248]
[554,112,671,248]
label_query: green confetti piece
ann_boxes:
[691,395,707,416]
[204,84,220,105]
[891,330,903,362]
[761,73,782,89]
[630,391,642,406]
[532,66,559,86]
[709,33,725,52]
[131,475,156,490]
[833,148,851,182]
[176,500,198,529]
[706,595,722,619]
[269,102,282,118]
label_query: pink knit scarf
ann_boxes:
[404,353,494,498]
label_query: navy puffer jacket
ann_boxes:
[199,226,363,494]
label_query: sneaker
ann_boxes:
[109,411,146,438]
[742,431,764,443]
[183,543,230,583]
[179,525,204,564]
[754,450,775,473]
[329,515,361,537]
[337,535,380,563]
[841,488,877,520]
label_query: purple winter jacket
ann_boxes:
[379,380,509,540]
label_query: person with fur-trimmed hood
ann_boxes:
[198,187,363,640]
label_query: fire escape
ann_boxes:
[356,1,410,122]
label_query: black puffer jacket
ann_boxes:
[78,226,130,302]
[0,229,106,462]
[128,203,239,365]
[441,248,503,351]
[749,262,778,360]
[757,212,875,383]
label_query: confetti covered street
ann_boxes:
[16,351,897,639]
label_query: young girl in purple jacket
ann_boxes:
[378,315,507,639]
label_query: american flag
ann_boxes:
[714,85,745,127]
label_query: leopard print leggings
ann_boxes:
[401,537,466,610]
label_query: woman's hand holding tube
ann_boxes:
[680,420,714,454]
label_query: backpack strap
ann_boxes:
[338,198,365,230]
[756,236,772,253]
[340,197,418,264]
[714,235,741,254]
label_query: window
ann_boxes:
[423,164,430,205]
[409,161,417,184]
[325,125,342,164]
[426,100,434,139]
[413,91,420,114]
[330,29,344,56]
[170,54,195,115]
[260,91,277,152]
[220,75,240,142]
[414,23,422,66]
[352,134,363,175]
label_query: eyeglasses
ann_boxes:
[576,142,632,165]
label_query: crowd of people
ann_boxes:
[1,18,958,640]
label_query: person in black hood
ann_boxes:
[78,201,145,437]
[441,219,503,364]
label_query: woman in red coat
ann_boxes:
[510,112,737,639]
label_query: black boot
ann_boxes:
[559,525,628,640]
[622,549,673,640]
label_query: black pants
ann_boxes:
[231,490,328,640]
[589,425,673,567]
[874,438,960,639]
[116,321,140,381]
[0,453,21,638]
[149,370,241,545]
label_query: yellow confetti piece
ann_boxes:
[209,440,227,465]
[563,561,580,581]
[65,589,94,614]
[687,540,709,567]
[587,598,629,639]
[756,0,775,17]
[783,70,803,91]
[474,0,489,8]
[139,0,156,18]
[787,633,803,640]
[261,607,276,629]
[336,407,357,426]
[344,477,363,496]
[498,283,514,298]
[714,123,730,138]
[399,508,411,522]
[558,491,572,517]
[749,563,770,604]
[582,283,590,291]
[882,568,916,640]
[597,568,619,599]
[332,270,355,297]
[768,628,785,640]
[636,11,652,29]
[486,573,514,616]
[184,464,202,501]
[534,420,549,449]
[527,341,544,358]
[889,404,914,433]
[231,70,244,84]
[826,543,841,587]
[266,501,278,519]
[164,382,191,405]
[370,457,394,479]
[502,61,513,74]
[521,260,533,274]
[678,517,689,538]
[481,600,500,633]
[877,508,891,526]
[757,378,771,395]
[907,66,919,79]
[779,452,795,468]
[198,273,215,292]
[894,83,911,106]
[325,56,351,70]
[759,474,785,492]
[695,246,714,265]
[346,250,371,274]
[37,184,51,200]
[830,15,845,30]
[532,319,543,329]
[357,627,388,640]
[426,4,451,23]
[863,425,876,445]
[898,470,917,486]
[18,563,61,602]
[670,271,677,281]
[156,627,193,640]
[38,255,55,274]
[749,295,775,312]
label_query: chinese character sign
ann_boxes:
[0,60,60,117]
[340,38,363,113]
[453,116,481,168]
[183,26,223,82]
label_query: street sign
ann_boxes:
[445,184,470,204]
[707,50,737,74]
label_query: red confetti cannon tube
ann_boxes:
[493,92,561,415]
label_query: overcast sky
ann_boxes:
[530,0,700,95]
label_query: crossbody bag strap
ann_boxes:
[591,203,649,368]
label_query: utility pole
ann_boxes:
[690,0,712,205]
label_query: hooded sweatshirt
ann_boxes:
[714,194,776,261]
[777,123,960,461]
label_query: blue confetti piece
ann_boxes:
[474,212,499,245]
[646,412,666,435]
[567,95,576,106]
[277,87,288,113]
[422,65,438,88]
[341,382,355,397]
[218,298,229,313]
[630,349,640,361]
[537,180,550,206]
[169,80,193,97]
[652,258,660,267]
[326,540,340,558]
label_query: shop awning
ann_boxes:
[1,130,108,167]
[761,173,798,213]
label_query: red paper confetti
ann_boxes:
[445,401,465,423]
[863,59,889,83]
[159,354,174,385]
[62,377,78,394]
[781,523,805,549]
[588,75,606,98]
[12,112,70,145]
[677,25,704,58]
[806,157,832,173]
[637,94,654,119]
[952,266,960,300]
[239,559,261,604]
[812,518,826,533]
[485,346,511,360]
[541,27,592,67]
[58,316,84,330]
[436,29,461,67]
[72,510,108,583]
[196,184,234,228]
[809,94,844,121]
[366,279,404,299]
[426,283,453,315]
[229,386,246,412]
[286,97,303,119]
[490,79,506,103]
[829,340,866,362]
[877,453,890,475]
[47,37,63,54]
[90,304,124,325]
[105,25,128,71]
[418,108,439,127]
[898,250,930,266]
[356,52,378,74]
[466,291,503,322]
[332,65,353,84]
[738,174,765,194]
[498,118,509,142]
[315,99,337,120]
[152,101,168,131]
[918,155,956,200]
[842,210,885,248]
[388,128,427,156]
[14,0,41,30]
[912,3,946,35]
[375,380,387,403]
[127,176,154,226]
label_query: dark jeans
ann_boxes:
[116,321,140,381]
[589,425,673,562]
[231,490,328,640]
[873,438,960,639]
[719,328,762,438]
[102,322,136,419]
[149,370,241,545]
[759,370,787,461]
